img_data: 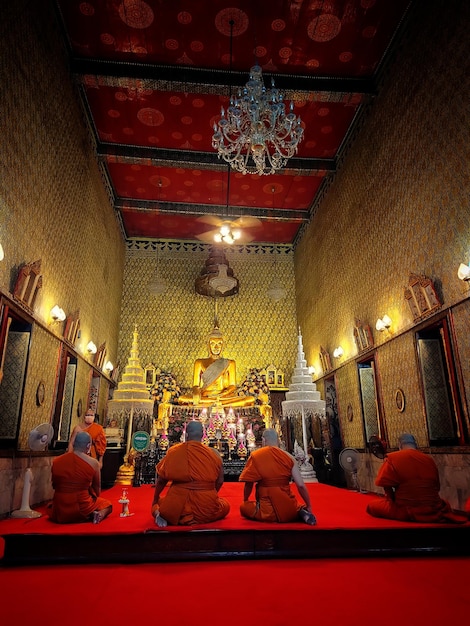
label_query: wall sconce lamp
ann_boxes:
[0,243,4,261]
[104,361,114,373]
[376,314,392,332]
[457,263,470,281]
[86,341,97,355]
[333,346,344,358]
[50,305,66,322]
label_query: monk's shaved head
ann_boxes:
[74,431,91,452]
[398,433,417,449]
[262,428,278,446]
[186,420,203,441]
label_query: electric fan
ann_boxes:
[339,447,361,492]
[11,422,54,519]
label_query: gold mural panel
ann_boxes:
[377,334,428,447]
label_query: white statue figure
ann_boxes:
[294,440,317,482]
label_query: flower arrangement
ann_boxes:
[239,368,271,405]
[166,413,186,444]
[150,369,181,404]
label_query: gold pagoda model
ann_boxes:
[108,327,154,485]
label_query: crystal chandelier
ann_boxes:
[212,64,304,176]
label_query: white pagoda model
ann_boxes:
[282,328,326,481]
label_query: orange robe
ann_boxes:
[50,452,111,523]
[152,441,230,525]
[366,449,467,523]
[84,423,107,460]
[239,446,301,522]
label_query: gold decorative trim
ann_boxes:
[36,381,45,407]
[395,389,405,413]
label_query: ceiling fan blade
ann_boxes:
[231,216,262,229]
[196,215,223,227]
[236,231,256,243]
[195,229,256,244]
[195,229,221,243]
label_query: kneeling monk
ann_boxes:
[50,431,112,524]
[151,420,230,526]
[366,433,467,523]
[239,428,316,524]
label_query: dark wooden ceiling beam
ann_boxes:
[116,199,309,223]
[97,142,336,174]
[71,58,377,96]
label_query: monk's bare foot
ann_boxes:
[92,510,108,524]
[299,508,317,526]
[155,513,167,528]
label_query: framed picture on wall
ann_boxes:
[144,364,156,388]
[267,367,276,387]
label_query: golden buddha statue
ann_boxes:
[178,325,254,407]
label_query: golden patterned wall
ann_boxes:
[119,242,298,392]
[0,0,125,449]
[295,0,470,449]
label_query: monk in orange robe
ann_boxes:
[68,409,107,468]
[50,431,112,524]
[367,433,467,523]
[151,420,230,526]
[239,428,316,524]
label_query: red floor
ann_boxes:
[1,557,469,626]
[2,482,462,538]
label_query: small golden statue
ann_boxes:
[156,389,172,432]
[115,448,137,486]
[258,391,273,428]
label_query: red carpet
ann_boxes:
[2,482,464,537]
[1,557,469,625]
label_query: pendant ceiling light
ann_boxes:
[267,243,287,302]
[212,20,304,176]
[148,244,166,295]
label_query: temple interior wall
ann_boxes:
[295,0,470,508]
[0,0,470,515]
[0,1,125,515]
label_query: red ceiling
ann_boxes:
[55,0,413,244]
[85,82,359,158]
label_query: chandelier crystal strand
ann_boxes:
[212,65,304,176]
